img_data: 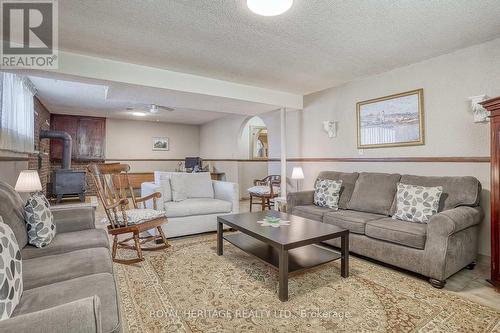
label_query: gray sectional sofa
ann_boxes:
[287,171,483,288]
[0,181,121,333]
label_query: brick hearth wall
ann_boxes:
[28,97,51,194]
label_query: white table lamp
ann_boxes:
[291,167,304,191]
[15,170,43,193]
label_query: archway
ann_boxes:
[237,116,269,198]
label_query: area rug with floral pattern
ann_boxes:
[114,234,500,333]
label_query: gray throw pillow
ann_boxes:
[24,192,56,248]
[0,216,23,320]
[314,179,343,210]
[392,183,443,223]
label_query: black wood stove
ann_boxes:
[40,130,86,203]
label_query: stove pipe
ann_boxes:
[40,130,72,170]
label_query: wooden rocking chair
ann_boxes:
[88,163,170,264]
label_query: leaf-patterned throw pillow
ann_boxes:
[0,216,23,320]
[24,192,56,248]
[314,179,343,210]
[393,183,443,223]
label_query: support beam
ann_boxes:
[52,51,303,109]
[280,107,287,197]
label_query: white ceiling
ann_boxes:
[58,0,500,95]
[29,75,277,125]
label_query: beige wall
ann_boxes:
[200,115,248,159]
[0,160,28,186]
[105,118,200,172]
[200,115,269,198]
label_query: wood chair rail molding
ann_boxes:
[105,157,490,163]
[0,155,30,161]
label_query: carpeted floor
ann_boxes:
[114,234,500,333]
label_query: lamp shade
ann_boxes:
[15,170,42,193]
[291,167,304,180]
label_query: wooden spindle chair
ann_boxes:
[88,163,170,264]
[249,175,281,211]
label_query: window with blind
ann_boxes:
[0,72,36,154]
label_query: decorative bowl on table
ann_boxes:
[264,216,281,224]
[257,216,290,228]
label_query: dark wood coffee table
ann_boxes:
[217,210,349,302]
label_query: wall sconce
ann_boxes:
[322,121,337,138]
[468,95,490,123]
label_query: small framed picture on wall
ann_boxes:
[152,137,169,151]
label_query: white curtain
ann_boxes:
[0,72,36,153]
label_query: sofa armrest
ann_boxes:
[52,207,95,233]
[213,180,239,214]
[141,182,165,210]
[0,296,102,333]
[424,206,483,281]
[427,206,483,237]
[287,190,314,212]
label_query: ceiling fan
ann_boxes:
[126,104,175,115]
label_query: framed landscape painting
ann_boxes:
[152,137,169,151]
[356,89,424,149]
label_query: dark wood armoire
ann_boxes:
[481,96,500,289]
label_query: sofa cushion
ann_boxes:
[21,229,109,260]
[391,175,481,213]
[292,205,335,222]
[347,172,401,215]
[13,273,120,333]
[317,171,359,209]
[108,209,166,226]
[185,172,214,198]
[23,247,113,290]
[248,185,280,196]
[184,172,214,198]
[24,192,56,248]
[170,172,215,201]
[0,219,23,320]
[164,198,232,218]
[313,179,342,209]
[323,210,385,234]
[170,174,188,202]
[0,182,28,248]
[159,177,172,202]
[393,183,443,223]
[154,171,176,185]
[365,218,427,249]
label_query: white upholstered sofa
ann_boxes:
[141,172,239,238]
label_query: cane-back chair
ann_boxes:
[248,175,281,211]
[88,163,169,264]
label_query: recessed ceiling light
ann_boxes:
[247,0,293,16]
[132,112,147,117]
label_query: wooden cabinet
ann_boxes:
[50,114,106,161]
[481,96,500,289]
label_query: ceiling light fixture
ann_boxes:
[247,0,293,16]
[132,112,147,117]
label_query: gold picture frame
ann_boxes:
[356,89,424,149]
